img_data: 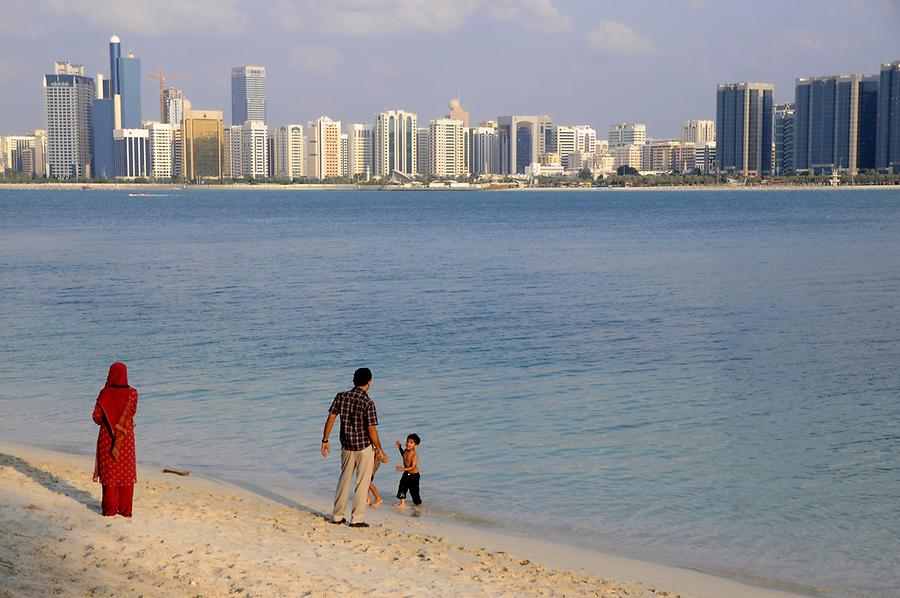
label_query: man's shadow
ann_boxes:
[1,453,101,514]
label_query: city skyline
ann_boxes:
[1,0,898,137]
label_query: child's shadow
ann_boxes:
[1,452,101,514]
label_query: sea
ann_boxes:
[0,187,898,597]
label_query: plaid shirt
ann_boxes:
[328,387,378,451]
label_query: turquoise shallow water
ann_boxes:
[0,188,898,596]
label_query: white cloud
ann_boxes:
[32,0,247,36]
[289,43,343,76]
[488,0,571,32]
[586,20,655,56]
[269,0,569,36]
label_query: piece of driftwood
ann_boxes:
[162,468,190,476]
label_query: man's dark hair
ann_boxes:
[353,367,372,387]
[407,433,421,445]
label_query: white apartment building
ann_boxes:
[575,125,597,154]
[608,123,647,147]
[308,116,342,179]
[594,139,610,156]
[374,110,417,177]
[429,118,467,177]
[468,126,499,175]
[555,125,577,169]
[241,120,268,179]
[681,119,716,143]
[275,124,306,179]
[144,122,174,179]
[345,123,372,179]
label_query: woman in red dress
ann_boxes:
[92,362,138,517]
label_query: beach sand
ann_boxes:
[0,441,804,598]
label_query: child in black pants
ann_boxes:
[395,434,422,506]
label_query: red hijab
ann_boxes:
[97,362,135,431]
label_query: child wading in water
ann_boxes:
[395,434,422,506]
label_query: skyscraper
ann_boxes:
[163,88,188,125]
[231,66,267,126]
[43,62,95,179]
[497,115,552,175]
[794,74,879,174]
[307,116,342,179]
[429,118,467,177]
[145,122,175,179]
[183,109,224,181]
[374,110,417,177]
[275,124,306,179]
[241,121,268,179]
[345,123,372,180]
[92,73,116,179]
[774,103,795,175]
[716,82,774,176]
[468,124,499,175]
[117,50,142,128]
[876,60,900,173]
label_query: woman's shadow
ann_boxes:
[1,452,101,514]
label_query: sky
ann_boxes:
[1,0,898,138]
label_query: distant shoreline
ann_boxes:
[0,182,898,192]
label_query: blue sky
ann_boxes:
[1,0,898,138]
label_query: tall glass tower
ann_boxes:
[876,61,900,173]
[716,82,774,176]
[231,66,267,125]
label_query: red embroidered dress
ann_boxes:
[92,363,138,486]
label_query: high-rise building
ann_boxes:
[183,109,224,181]
[241,121,268,179]
[113,128,149,178]
[91,73,116,179]
[716,82,774,176]
[43,62,95,179]
[774,103,795,175]
[374,110,417,177]
[610,144,642,171]
[416,128,431,175]
[497,115,552,175]
[145,122,175,179]
[641,139,682,172]
[275,124,306,179]
[231,66,267,126]
[555,125,577,169]
[1,135,40,178]
[225,125,242,178]
[794,74,879,174]
[695,142,717,174]
[307,116,341,179]
[681,120,716,143]
[574,125,597,154]
[608,123,647,147]
[340,133,349,178]
[447,98,470,128]
[163,88,188,125]
[876,60,900,173]
[171,124,183,180]
[468,125,499,175]
[429,118,467,177]
[117,50,142,128]
[345,123,372,179]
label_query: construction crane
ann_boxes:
[147,72,191,122]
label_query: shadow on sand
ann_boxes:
[1,452,101,514]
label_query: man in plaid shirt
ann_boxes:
[321,367,388,527]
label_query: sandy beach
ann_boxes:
[0,441,808,598]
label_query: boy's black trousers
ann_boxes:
[396,472,422,505]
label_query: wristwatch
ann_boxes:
[322,439,329,443]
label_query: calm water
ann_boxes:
[1,188,898,596]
